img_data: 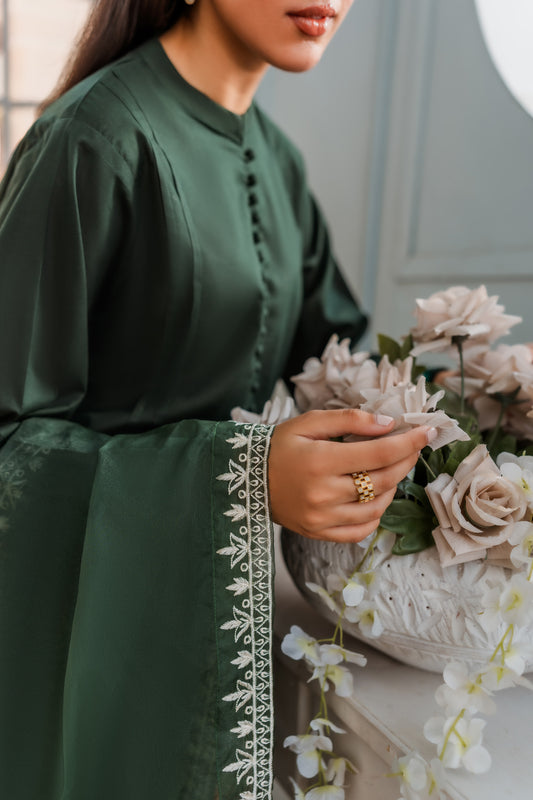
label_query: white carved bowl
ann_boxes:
[282,529,533,674]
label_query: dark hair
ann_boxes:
[40,0,187,112]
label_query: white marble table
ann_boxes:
[273,532,532,800]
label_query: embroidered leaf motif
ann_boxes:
[227,433,249,450]
[223,749,254,782]
[217,459,247,493]
[217,532,249,568]
[230,720,254,738]
[222,680,253,711]
[220,607,252,641]
[224,503,247,521]
[227,577,250,596]
[231,650,253,669]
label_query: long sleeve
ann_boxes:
[0,118,275,800]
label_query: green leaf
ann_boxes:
[381,499,434,535]
[443,439,480,476]
[399,333,414,361]
[397,478,431,507]
[486,432,517,461]
[392,527,435,555]
[377,333,402,362]
[383,499,436,555]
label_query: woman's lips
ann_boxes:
[288,5,336,37]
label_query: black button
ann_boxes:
[246,174,257,187]
[251,211,260,225]
[244,148,255,162]
[248,193,258,206]
[257,250,264,263]
[253,231,261,244]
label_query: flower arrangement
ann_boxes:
[233,285,533,799]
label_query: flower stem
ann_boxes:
[455,337,466,416]
[485,403,506,453]
[439,708,466,760]
[419,453,437,480]
[489,623,514,664]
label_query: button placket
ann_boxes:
[242,144,270,405]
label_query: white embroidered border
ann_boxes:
[216,424,274,800]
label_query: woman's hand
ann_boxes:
[268,409,436,543]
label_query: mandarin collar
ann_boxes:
[140,38,253,145]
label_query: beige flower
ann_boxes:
[291,334,377,411]
[445,343,533,399]
[410,285,521,356]
[425,444,528,567]
[359,376,469,450]
[231,381,298,424]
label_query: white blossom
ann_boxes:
[283,734,333,779]
[310,664,354,697]
[425,758,450,798]
[342,577,365,607]
[309,718,346,735]
[497,453,533,510]
[282,626,321,666]
[434,661,496,716]
[508,520,533,569]
[317,643,366,668]
[325,756,349,786]
[501,635,533,676]
[325,571,348,594]
[394,753,428,793]
[424,716,491,773]
[479,662,533,691]
[306,582,342,615]
[344,600,384,638]
[482,575,533,630]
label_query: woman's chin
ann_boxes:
[268,44,328,74]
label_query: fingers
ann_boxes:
[303,521,380,544]
[300,487,396,534]
[332,425,434,474]
[287,408,395,440]
[343,450,420,503]
[268,409,434,546]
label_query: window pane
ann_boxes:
[9,0,91,103]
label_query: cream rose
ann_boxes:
[359,376,470,450]
[410,285,521,357]
[425,444,528,567]
[291,335,376,412]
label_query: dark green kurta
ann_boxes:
[0,38,366,800]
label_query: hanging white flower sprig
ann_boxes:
[282,520,533,800]
[405,519,533,800]
[281,530,392,799]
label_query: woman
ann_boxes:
[0,1,432,798]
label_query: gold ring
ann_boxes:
[352,471,375,503]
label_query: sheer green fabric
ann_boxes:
[0,39,367,799]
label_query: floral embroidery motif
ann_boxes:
[217,423,274,800]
